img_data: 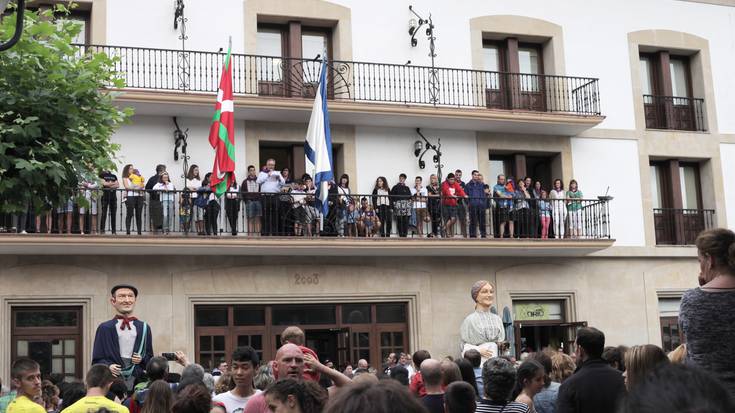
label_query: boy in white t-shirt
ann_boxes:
[212,346,261,413]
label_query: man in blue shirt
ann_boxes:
[465,170,488,238]
[493,174,513,238]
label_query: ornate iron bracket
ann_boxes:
[174,0,190,91]
[0,0,26,52]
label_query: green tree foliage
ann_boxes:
[0,4,132,213]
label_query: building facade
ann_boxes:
[2,0,735,381]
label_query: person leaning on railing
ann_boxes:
[372,176,392,237]
[391,174,413,238]
[99,169,120,235]
[152,172,176,235]
[240,165,262,236]
[550,179,567,239]
[566,179,584,239]
[538,190,553,239]
[464,170,488,239]
[200,172,221,236]
[122,164,145,235]
[514,180,532,239]
[185,165,204,236]
[79,170,100,235]
[224,180,240,236]
[492,174,513,239]
[441,173,467,238]
[411,176,429,238]
[426,174,442,238]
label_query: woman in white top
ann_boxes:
[153,172,176,234]
[186,165,204,235]
[549,179,567,239]
[411,176,429,237]
[336,174,351,237]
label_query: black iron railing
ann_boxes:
[75,44,602,115]
[643,95,706,132]
[654,208,715,245]
[0,189,612,240]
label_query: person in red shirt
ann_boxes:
[441,173,467,237]
[409,349,432,397]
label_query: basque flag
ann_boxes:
[304,57,334,221]
[208,40,236,195]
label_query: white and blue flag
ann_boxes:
[305,57,334,225]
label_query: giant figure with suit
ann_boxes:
[92,284,153,390]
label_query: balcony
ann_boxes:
[654,208,715,245]
[0,190,614,256]
[644,95,707,132]
[78,44,604,135]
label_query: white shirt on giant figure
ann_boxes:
[115,319,137,359]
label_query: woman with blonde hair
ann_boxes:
[549,351,576,383]
[623,344,669,390]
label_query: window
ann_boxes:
[669,58,691,98]
[257,29,283,57]
[639,51,703,131]
[650,164,666,209]
[658,297,684,353]
[257,28,284,83]
[12,307,83,380]
[301,32,327,60]
[679,164,701,210]
[640,55,655,97]
[483,44,502,72]
[489,156,514,182]
[256,23,333,97]
[651,159,710,245]
[194,302,408,370]
[63,13,90,45]
[482,38,545,110]
[510,299,584,355]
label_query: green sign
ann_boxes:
[514,303,561,321]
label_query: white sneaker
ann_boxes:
[20,230,27,234]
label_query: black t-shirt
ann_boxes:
[146,174,161,201]
[422,394,445,413]
[101,172,118,195]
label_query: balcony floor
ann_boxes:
[0,234,614,257]
[116,89,605,136]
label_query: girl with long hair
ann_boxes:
[372,176,392,237]
[186,164,204,235]
[141,380,173,413]
[512,359,545,413]
[623,344,669,391]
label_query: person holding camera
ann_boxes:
[256,159,285,236]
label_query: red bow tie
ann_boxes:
[115,315,137,331]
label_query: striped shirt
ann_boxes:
[476,399,530,413]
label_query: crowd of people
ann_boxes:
[1,227,734,413]
[1,159,596,239]
[1,327,733,413]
